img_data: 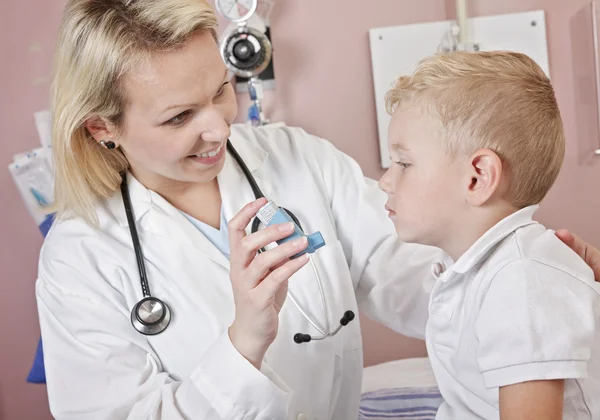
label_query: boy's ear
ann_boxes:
[84,116,118,145]
[465,148,504,206]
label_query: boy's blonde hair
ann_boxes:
[51,0,218,225]
[385,51,565,208]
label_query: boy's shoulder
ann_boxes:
[482,222,596,290]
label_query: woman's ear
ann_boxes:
[465,148,503,206]
[84,116,118,145]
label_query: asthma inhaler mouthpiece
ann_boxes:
[256,201,325,258]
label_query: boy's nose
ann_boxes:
[378,169,393,194]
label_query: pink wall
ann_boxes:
[1,1,67,419]
[1,0,599,418]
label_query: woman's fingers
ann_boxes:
[243,236,308,289]
[556,229,600,282]
[251,253,311,306]
[228,198,268,264]
[236,222,296,266]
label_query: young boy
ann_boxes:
[379,51,600,419]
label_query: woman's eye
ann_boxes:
[216,82,230,98]
[166,110,191,125]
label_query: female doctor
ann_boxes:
[36,0,600,419]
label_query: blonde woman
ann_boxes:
[37,0,600,419]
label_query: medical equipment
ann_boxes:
[588,1,600,156]
[217,0,272,126]
[34,110,53,149]
[220,25,272,82]
[216,0,257,23]
[437,0,479,53]
[124,140,355,341]
[8,146,55,235]
[255,201,325,258]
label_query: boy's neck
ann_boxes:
[440,202,519,262]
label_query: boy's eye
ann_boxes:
[392,160,411,168]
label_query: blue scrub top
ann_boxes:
[181,207,231,259]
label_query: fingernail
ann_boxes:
[293,236,307,247]
[279,222,294,232]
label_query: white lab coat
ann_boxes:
[36,124,441,420]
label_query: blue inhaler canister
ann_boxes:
[256,201,325,258]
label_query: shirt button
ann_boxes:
[431,262,444,277]
[297,414,308,420]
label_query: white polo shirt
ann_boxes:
[426,205,600,419]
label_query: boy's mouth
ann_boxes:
[385,204,396,217]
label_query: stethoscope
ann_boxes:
[123,140,355,343]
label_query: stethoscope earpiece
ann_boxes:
[294,333,312,344]
[340,310,355,326]
[293,310,356,344]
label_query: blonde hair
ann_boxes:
[385,51,565,208]
[51,0,218,225]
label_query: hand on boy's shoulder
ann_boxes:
[556,229,600,284]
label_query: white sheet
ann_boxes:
[361,357,438,393]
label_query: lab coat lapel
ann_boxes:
[106,174,232,289]
[144,193,231,270]
[111,173,228,271]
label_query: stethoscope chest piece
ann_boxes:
[131,297,171,335]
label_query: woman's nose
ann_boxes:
[200,109,231,143]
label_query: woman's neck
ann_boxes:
[133,169,223,229]
[169,180,222,229]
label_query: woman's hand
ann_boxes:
[556,230,600,282]
[227,198,310,369]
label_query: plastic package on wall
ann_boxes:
[7,145,55,235]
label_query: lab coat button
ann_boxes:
[431,262,444,277]
[297,414,308,420]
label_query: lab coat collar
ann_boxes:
[433,205,540,279]
[106,172,153,228]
